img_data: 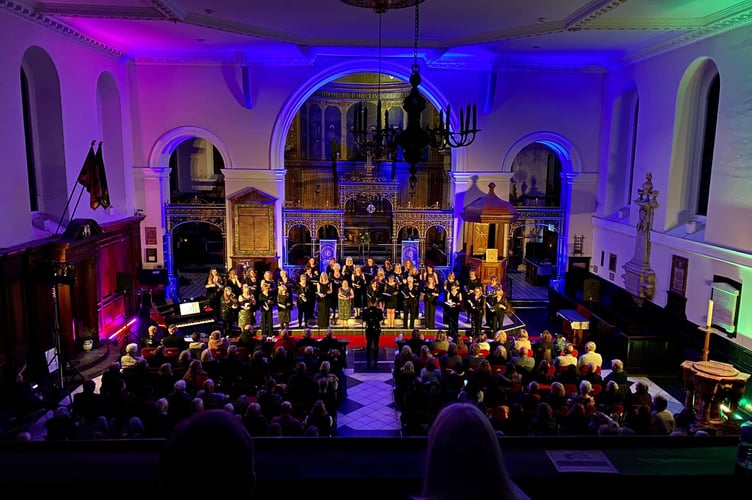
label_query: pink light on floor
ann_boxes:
[108,317,138,341]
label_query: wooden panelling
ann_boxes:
[0,216,143,387]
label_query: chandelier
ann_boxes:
[342,0,480,195]
[350,11,402,165]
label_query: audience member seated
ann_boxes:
[182,359,209,396]
[603,358,629,398]
[161,324,187,351]
[165,379,193,427]
[627,380,652,408]
[160,409,256,498]
[393,361,418,411]
[120,343,143,371]
[188,332,207,358]
[624,403,652,435]
[196,378,227,410]
[394,345,417,377]
[466,343,486,371]
[543,381,570,418]
[142,324,163,349]
[406,329,426,354]
[71,379,105,423]
[271,400,305,436]
[649,393,676,435]
[554,364,579,387]
[171,350,193,379]
[512,329,532,354]
[475,333,491,353]
[44,405,77,441]
[439,343,464,373]
[486,344,508,366]
[553,344,577,370]
[304,399,334,437]
[533,330,554,364]
[581,362,604,389]
[420,402,530,500]
[274,328,297,353]
[577,341,603,375]
[318,328,340,353]
[429,330,449,354]
[528,401,558,436]
[416,345,438,371]
[512,346,535,382]
[242,401,270,437]
[532,359,554,387]
[207,329,229,356]
[296,328,318,352]
[237,325,260,352]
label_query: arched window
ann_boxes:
[603,85,639,218]
[20,47,67,223]
[666,58,719,231]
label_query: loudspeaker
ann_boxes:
[583,278,601,303]
[116,272,134,293]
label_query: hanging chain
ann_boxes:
[378,12,383,96]
[412,0,420,71]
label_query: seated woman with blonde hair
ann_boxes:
[419,403,530,500]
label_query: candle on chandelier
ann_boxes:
[707,299,714,328]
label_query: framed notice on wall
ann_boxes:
[144,226,158,246]
[670,255,688,296]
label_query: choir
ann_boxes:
[200,257,514,336]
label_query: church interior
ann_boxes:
[1,0,752,495]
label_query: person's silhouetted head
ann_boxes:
[160,409,255,497]
[421,403,529,500]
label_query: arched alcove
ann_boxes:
[21,46,67,220]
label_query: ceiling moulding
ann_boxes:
[131,54,315,67]
[623,5,752,64]
[565,0,628,31]
[498,63,607,74]
[34,3,167,20]
[1,0,124,58]
[183,11,310,46]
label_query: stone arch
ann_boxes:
[270,59,466,172]
[148,126,233,169]
[502,132,582,175]
[502,132,583,278]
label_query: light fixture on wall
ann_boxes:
[342,0,480,195]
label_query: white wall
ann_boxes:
[0,10,132,249]
[594,25,752,347]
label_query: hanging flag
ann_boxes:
[94,141,111,209]
[77,141,97,200]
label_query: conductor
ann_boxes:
[362,299,384,370]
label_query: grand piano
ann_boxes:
[161,299,215,330]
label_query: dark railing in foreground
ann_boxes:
[0,435,742,498]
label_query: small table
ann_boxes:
[556,309,589,348]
